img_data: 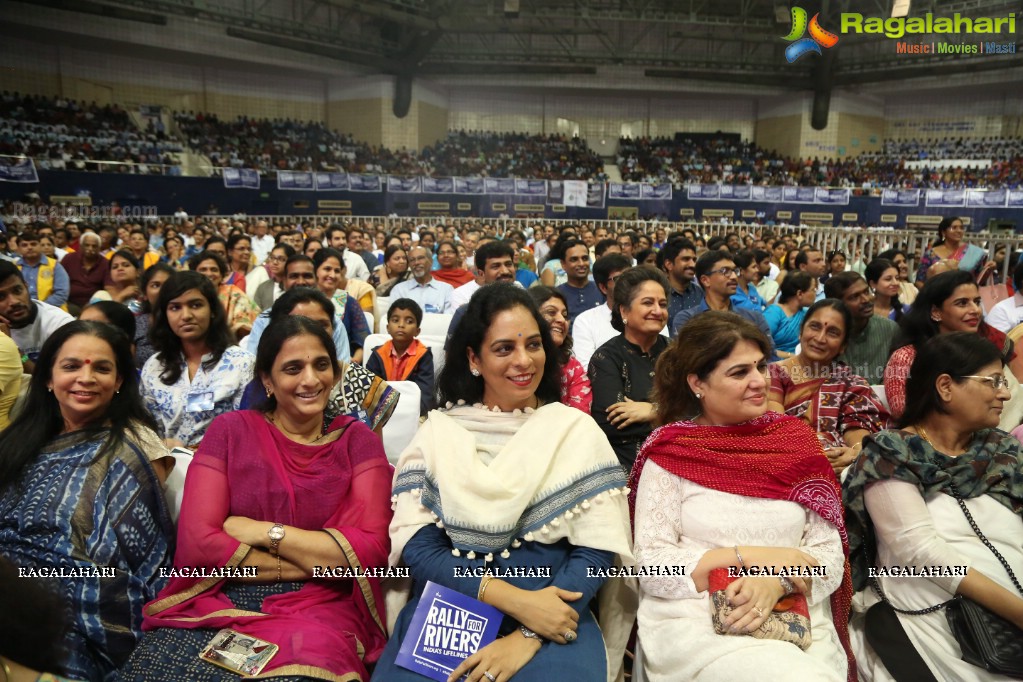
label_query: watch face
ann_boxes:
[268,525,285,541]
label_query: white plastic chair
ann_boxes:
[364,333,390,354]
[383,380,422,464]
[164,449,193,524]
[363,310,374,335]
[420,313,454,338]
[420,334,447,377]
[374,296,391,332]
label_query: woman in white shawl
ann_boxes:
[372,283,634,682]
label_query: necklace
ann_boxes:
[916,425,967,456]
[267,412,325,443]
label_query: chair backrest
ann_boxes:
[364,333,390,354]
[420,334,446,376]
[374,296,391,333]
[871,384,889,412]
[164,449,193,523]
[363,310,374,334]
[383,380,422,464]
[420,312,454,338]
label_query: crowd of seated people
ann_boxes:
[422,130,607,180]
[0,91,183,174]
[2,214,1023,681]
[618,134,1023,189]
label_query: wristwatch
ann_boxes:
[519,626,545,644]
[268,523,285,557]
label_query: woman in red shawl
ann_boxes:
[118,316,391,681]
[630,311,856,682]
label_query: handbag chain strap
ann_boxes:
[869,482,1023,614]
[948,483,1023,598]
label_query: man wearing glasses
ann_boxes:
[390,246,454,314]
[671,250,777,360]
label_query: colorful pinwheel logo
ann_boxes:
[782,7,839,62]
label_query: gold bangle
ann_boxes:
[478,574,493,602]
[276,554,282,583]
[1,658,12,682]
[734,546,745,570]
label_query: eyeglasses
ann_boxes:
[710,267,741,277]
[607,273,625,284]
[961,375,1010,390]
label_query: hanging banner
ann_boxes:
[687,184,719,200]
[315,172,349,191]
[966,189,1007,207]
[348,174,383,192]
[484,178,516,194]
[388,176,422,193]
[223,168,260,189]
[782,187,817,204]
[609,183,642,200]
[277,171,314,190]
[514,179,547,196]
[453,177,485,194]
[815,188,850,205]
[881,189,920,206]
[547,180,564,205]
[422,177,454,193]
[0,157,38,183]
[562,180,588,207]
[586,182,606,209]
[719,185,751,201]
[925,189,966,207]
[1008,190,1023,208]
[640,183,673,200]
[750,186,784,202]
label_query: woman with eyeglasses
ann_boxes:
[884,270,1022,422]
[529,286,592,413]
[844,332,1023,681]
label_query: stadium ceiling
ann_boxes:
[11,0,1023,87]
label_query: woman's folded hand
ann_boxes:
[507,585,581,644]
[722,576,785,634]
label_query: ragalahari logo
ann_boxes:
[783,7,840,62]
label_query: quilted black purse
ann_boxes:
[943,487,1023,678]
[868,484,1023,679]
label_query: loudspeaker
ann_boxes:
[393,75,412,119]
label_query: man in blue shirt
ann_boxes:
[672,250,777,360]
[390,246,454,314]
[556,239,604,322]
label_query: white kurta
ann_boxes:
[634,461,848,681]
[850,481,1023,682]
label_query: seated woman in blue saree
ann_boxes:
[0,320,174,681]
[373,283,635,682]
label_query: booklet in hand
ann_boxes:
[396,580,504,681]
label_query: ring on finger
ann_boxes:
[565,630,577,642]
[753,606,764,618]
[484,672,496,682]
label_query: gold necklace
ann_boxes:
[267,412,325,443]
[916,425,966,456]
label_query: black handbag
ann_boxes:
[868,483,1023,679]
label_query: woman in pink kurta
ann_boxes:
[120,316,392,681]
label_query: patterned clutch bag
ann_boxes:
[708,567,812,650]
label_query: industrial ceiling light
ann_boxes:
[892,0,911,17]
